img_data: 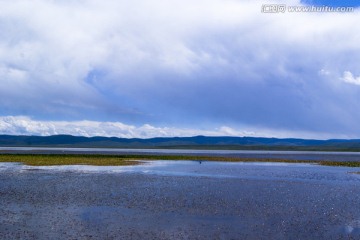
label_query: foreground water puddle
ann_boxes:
[342,219,360,237]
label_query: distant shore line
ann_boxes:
[1,153,360,168]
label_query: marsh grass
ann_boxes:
[0,154,360,167]
[0,154,140,166]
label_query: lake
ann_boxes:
[1,160,360,239]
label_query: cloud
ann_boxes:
[0,116,250,138]
[341,71,360,85]
[0,116,353,139]
[0,0,360,137]
[301,0,360,7]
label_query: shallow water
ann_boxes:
[1,160,360,183]
[1,161,360,239]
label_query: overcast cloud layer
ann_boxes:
[0,0,360,139]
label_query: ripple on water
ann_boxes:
[1,161,360,184]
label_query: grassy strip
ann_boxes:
[0,154,360,167]
[318,161,360,167]
[0,154,140,166]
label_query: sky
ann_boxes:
[0,0,360,139]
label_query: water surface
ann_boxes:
[1,160,360,239]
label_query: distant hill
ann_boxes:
[1,135,360,151]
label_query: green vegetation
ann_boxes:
[0,154,141,166]
[319,161,360,167]
[0,154,360,168]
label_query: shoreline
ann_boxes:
[1,153,360,168]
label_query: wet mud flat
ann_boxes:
[1,161,360,239]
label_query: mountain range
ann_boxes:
[1,135,360,151]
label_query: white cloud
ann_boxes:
[0,116,353,140]
[0,0,360,137]
[0,116,246,138]
[341,71,360,85]
[318,69,330,76]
